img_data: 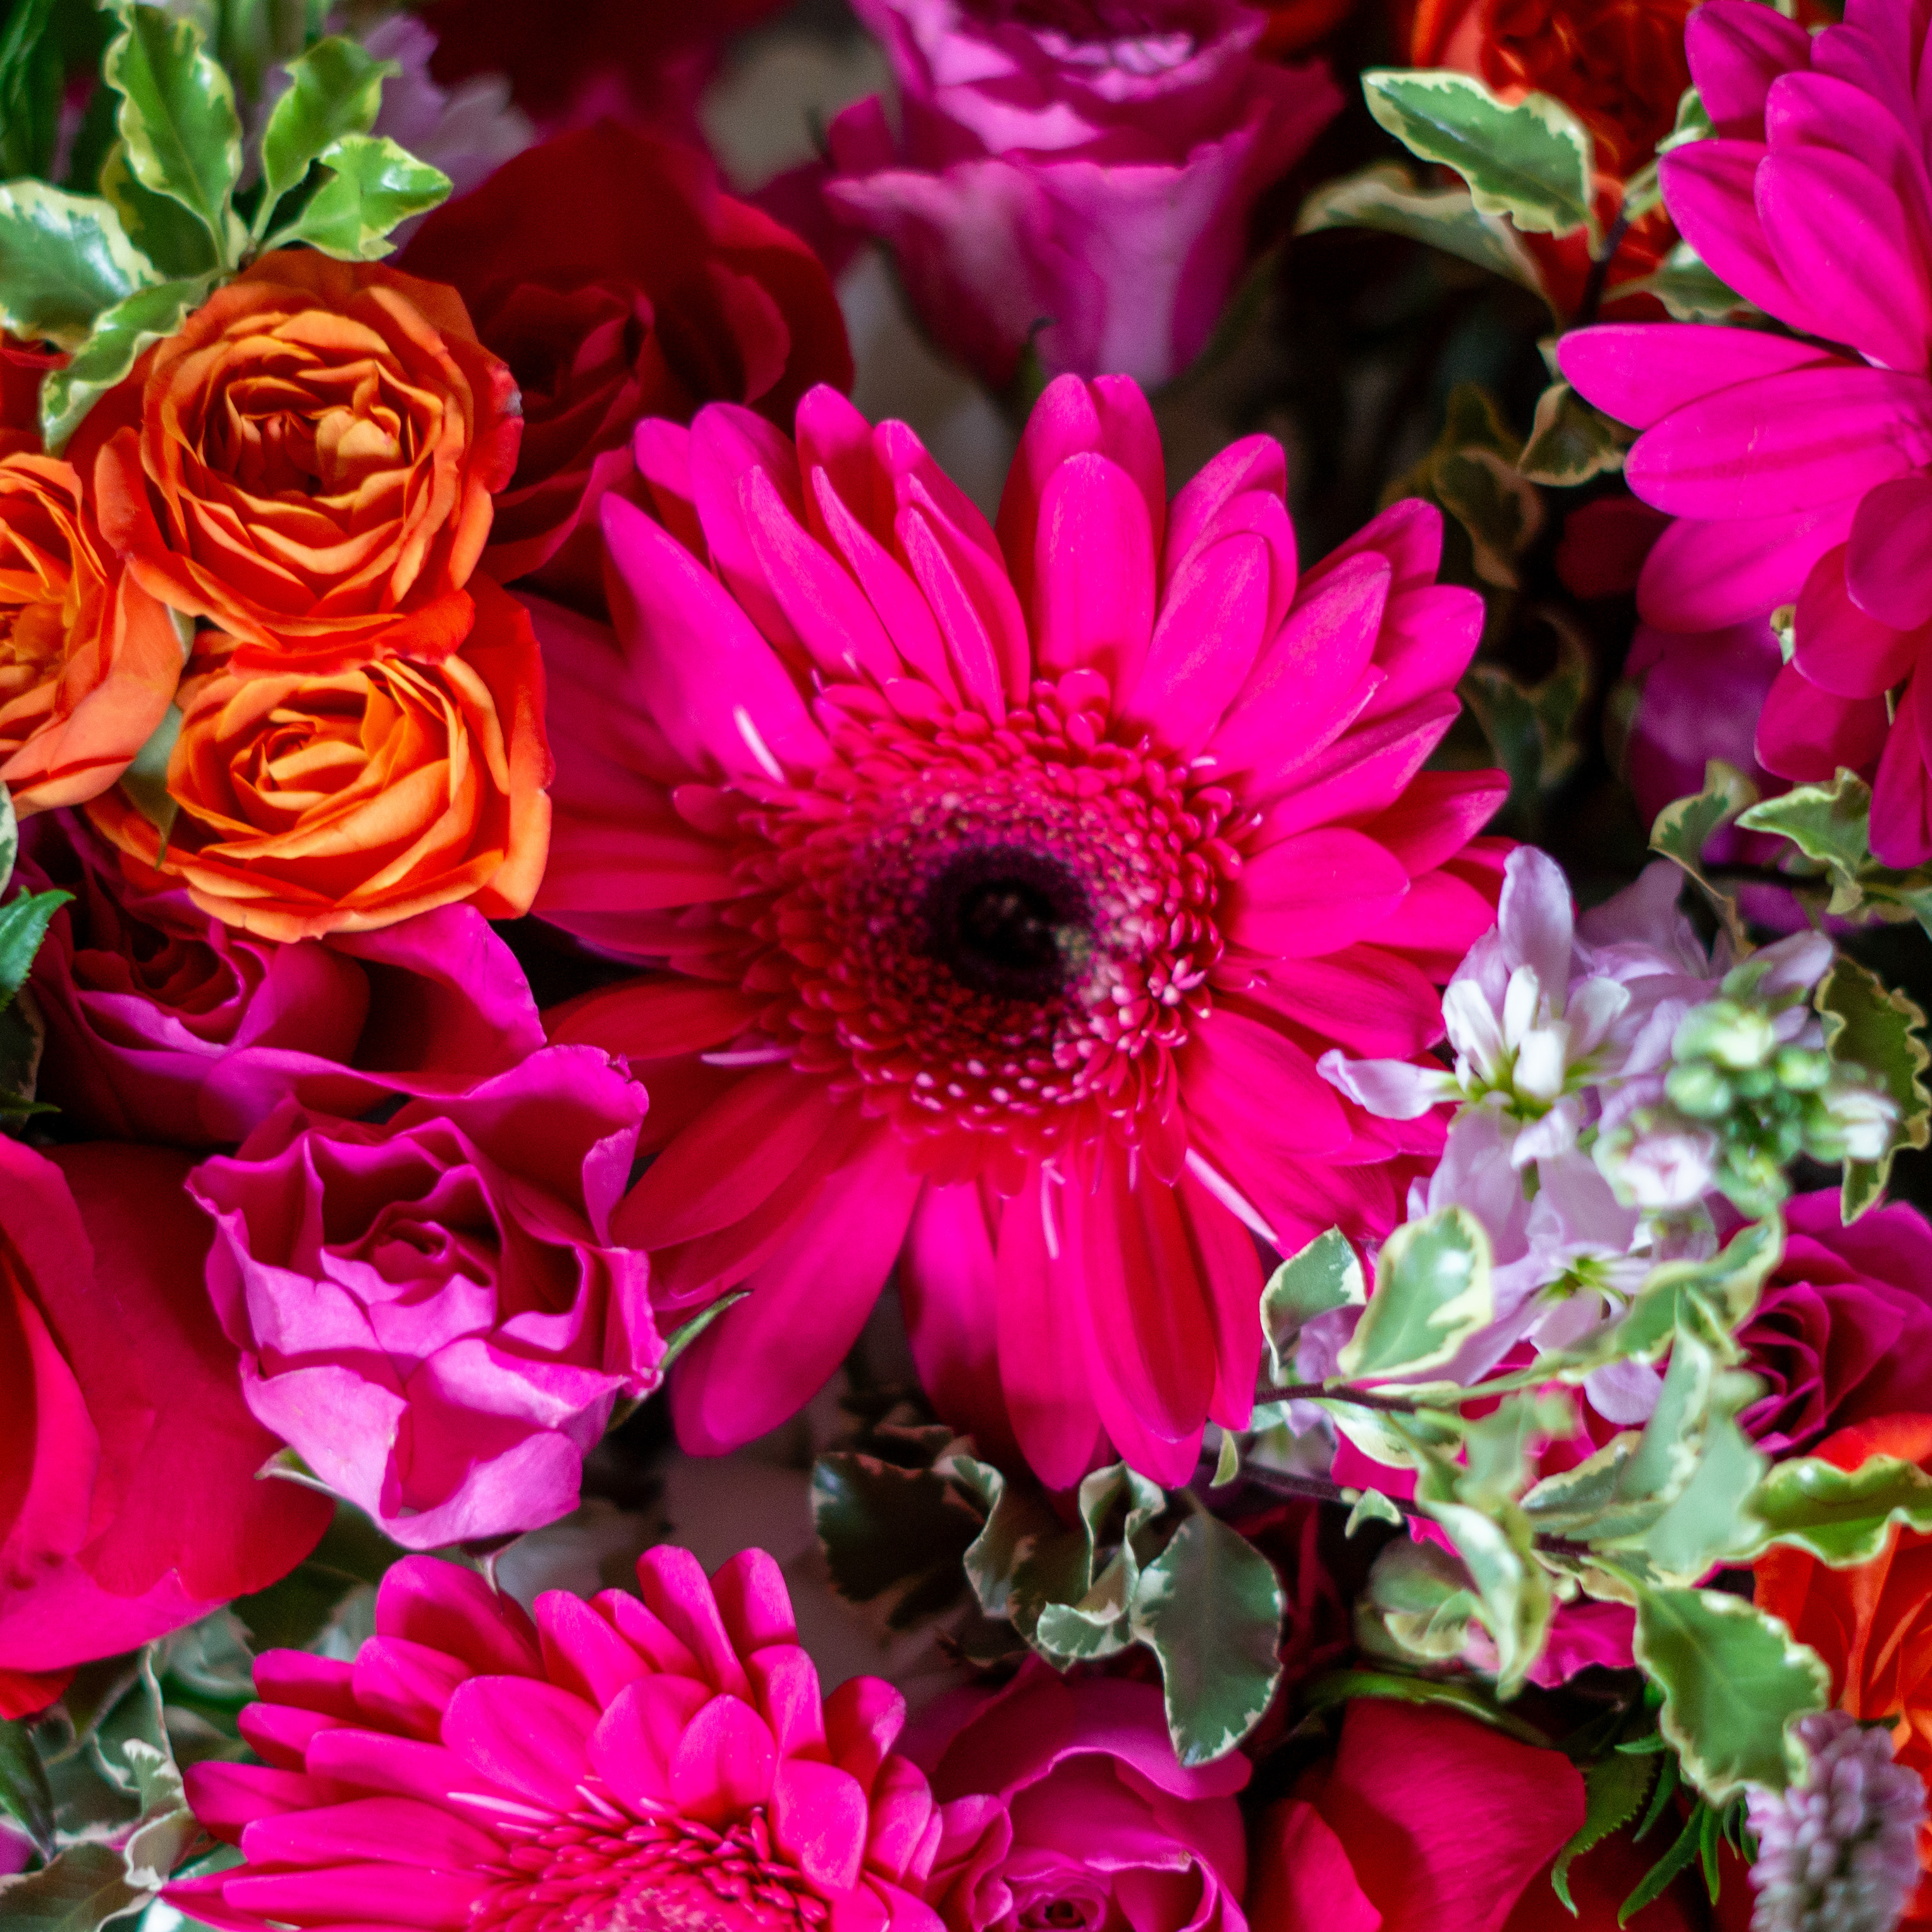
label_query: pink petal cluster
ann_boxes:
[824,0,1342,388]
[534,370,1505,1489]
[169,1548,959,1932]
[185,1047,658,1548]
[1562,0,1932,865]
[16,810,544,1147]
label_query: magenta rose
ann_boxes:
[185,1046,660,1550]
[826,0,1341,389]
[920,1666,1249,1932]
[0,1140,331,1696]
[1734,1190,1932,1455]
[17,811,545,1148]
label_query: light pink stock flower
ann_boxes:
[534,372,1507,1490]
[1562,0,1932,865]
[824,0,1342,388]
[168,1548,958,1932]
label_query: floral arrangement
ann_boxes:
[10,2,1932,1930]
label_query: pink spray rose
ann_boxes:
[1560,0,1932,864]
[533,371,1507,1489]
[17,811,545,1148]
[920,1666,1249,1932]
[184,1046,659,1549]
[824,0,1342,388]
[169,1546,962,1932]
[0,1140,331,1690]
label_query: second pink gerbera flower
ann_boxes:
[532,374,1505,1488]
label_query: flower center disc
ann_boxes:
[923,845,1092,1002]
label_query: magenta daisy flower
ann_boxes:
[1562,0,1932,864]
[532,374,1504,1487]
[167,1549,960,1932]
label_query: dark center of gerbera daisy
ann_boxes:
[922,845,1094,1002]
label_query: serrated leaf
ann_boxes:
[40,278,207,453]
[1338,1206,1493,1381]
[1552,1749,1658,1912]
[1631,1586,1828,1803]
[256,35,393,238]
[1816,955,1931,1220]
[0,181,155,348]
[0,1716,54,1856]
[1129,1511,1284,1766]
[1650,759,1758,948]
[101,3,242,263]
[1518,377,1628,487]
[267,133,449,260]
[1294,161,1549,300]
[1618,1806,1704,1925]
[1363,69,1598,242]
[1261,1226,1363,1382]
[1747,1452,1932,1566]
[809,1453,977,1629]
[0,889,68,1006]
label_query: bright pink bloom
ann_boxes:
[185,1047,658,1548]
[824,1,1341,388]
[1561,0,1932,864]
[534,372,1505,1489]
[919,1666,1249,1932]
[0,1140,330,1684]
[168,1547,960,1932]
[17,810,544,1147]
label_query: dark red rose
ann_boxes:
[0,335,61,454]
[401,121,853,609]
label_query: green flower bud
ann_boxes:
[1774,1045,1832,1092]
[1674,999,1776,1070]
[1666,1060,1733,1120]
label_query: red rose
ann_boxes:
[401,121,852,608]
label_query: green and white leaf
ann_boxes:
[265,134,449,260]
[1748,1453,1932,1567]
[0,1716,54,1856]
[1261,1226,1364,1382]
[0,182,156,348]
[1604,241,1749,321]
[1816,955,1931,1220]
[98,139,219,279]
[1651,759,1759,950]
[1517,377,1628,487]
[255,34,394,239]
[1425,1500,1551,1696]
[40,277,209,453]
[1338,1206,1493,1381]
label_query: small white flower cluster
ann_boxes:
[1746,1711,1926,1932]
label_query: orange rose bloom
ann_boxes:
[0,451,182,815]
[85,578,550,941]
[1754,1413,1932,1925]
[77,251,520,675]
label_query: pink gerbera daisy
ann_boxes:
[168,1548,961,1932]
[531,374,1505,1487]
[1562,0,1932,864]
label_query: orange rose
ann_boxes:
[1754,1413,1932,1924]
[85,578,550,941]
[76,251,520,675]
[0,451,182,814]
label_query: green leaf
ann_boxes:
[1462,621,1591,833]
[1299,1666,1552,1745]
[1748,1452,1932,1566]
[946,1453,1064,1626]
[1360,1534,1481,1662]
[267,134,449,260]
[1425,1500,1552,1696]
[1635,1410,1765,1586]
[0,1716,54,1856]
[1129,1510,1284,1766]
[1261,1226,1363,1382]
[101,3,242,264]
[1736,769,1873,887]
[1650,760,1758,949]
[1434,446,1544,590]
[1362,70,1598,242]
[1552,1749,1658,1913]
[0,1841,150,1931]
[0,890,68,1008]
[1338,1206,1493,1381]
[1631,1586,1828,1803]
[233,1502,405,1651]
[810,1453,978,1629]
[656,1289,748,1374]
[39,278,207,454]
[1517,378,1629,487]
[1816,955,1931,1220]
[1656,84,1713,156]
[98,140,218,279]
[0,0,64,181]
[1618,1806,1704,1926]
[0,181,155,349]
[1603,242,1749,321]
[255,35,393,238]
[0,782,16,902]
[1293,161,1549,301]
[1030,1462,1167,1663]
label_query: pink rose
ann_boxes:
[0,1140,331,1687]
[920,1666,1249,1932]
[825,0,1341,388]
[17,811,544,1148]
[185,1046,659,1550]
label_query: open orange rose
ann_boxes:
[1754,1413,1932,1924]
[0,451,182,815]
[85,578,550,941]
[76,251,520,675]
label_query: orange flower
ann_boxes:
[76,251,520,675]
[85,578,550,941]
[1754,1413,1932,1925]
[0,451,182,815]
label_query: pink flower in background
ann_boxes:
[535,370,1504,1489]
[920,1666,1249,1932]
[16,811,544,1147]
[0,1140,331,1691]
[185,1047,657,1548]
[168,1547,958,1932]
[824,0,1342,388]
[1560,0,1932,864]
